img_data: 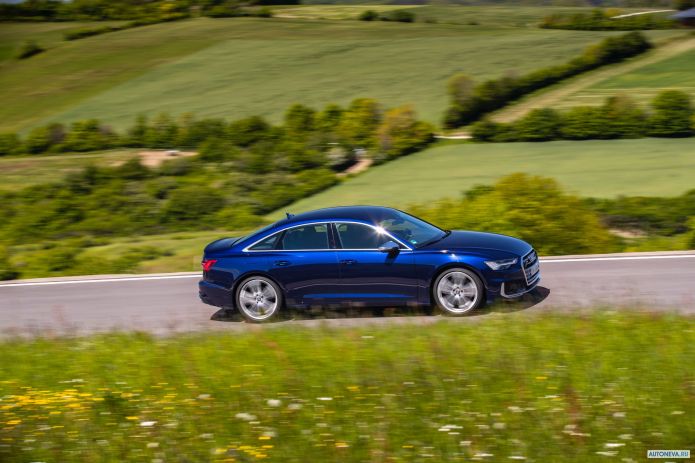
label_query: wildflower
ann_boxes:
[317,397,332,401]
[671,410,685,415]
[596,451,618,456]
[493,422,506,430]
[509,457,526,460]
[147,442,159,448]
[605,443,625,448]
[335,442,349,448]
[267,399,281,407]
[288,403,302,410]
[140,421,156,427]
[235,413,257,421]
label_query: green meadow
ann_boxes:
[0,14,680,132]
[1,312,693,462]
[271,138,695,219]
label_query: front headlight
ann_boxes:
[484,258,518,270]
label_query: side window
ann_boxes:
[249,233,281,251]
[335,223,391,249]
[280,224,329,250]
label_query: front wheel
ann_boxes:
[433,268,484,316]
[235,276,283,323]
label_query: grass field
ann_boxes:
[0,21,124,66]
[0,149,138,191]
[492,35,695,121]
[562,47,695,108]
[1,311,693,462]
[0,13,681,132]
[270,138,695,219]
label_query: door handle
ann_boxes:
[274,260,291,267]
[340,259,357,265]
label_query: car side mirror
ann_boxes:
[378,241,400,254]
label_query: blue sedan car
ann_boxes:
[199,206,540,322]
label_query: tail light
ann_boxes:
[201,259,217,272]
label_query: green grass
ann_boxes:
[0,21,124,66]
[0,149,138,191]
[0,15,680,132]
[1,311,693,462]
[561,47,695,108]
[270,138,695,219]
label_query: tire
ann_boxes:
[432,268,484,316]
[234,276,283,323]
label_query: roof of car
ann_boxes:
[277,206,400,226]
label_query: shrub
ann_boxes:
[540,9,676,30]
[15,40,44,59]
[409,174,617,255]
[358,10,379,21]
[0,133,22,156]
[376,105,434,160]
[648,90,694,137]
[513,108,562,142]
[382,10,415,23]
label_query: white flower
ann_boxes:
[605,443,625,448]
[288,403,302,410]
[267,399,281,407]
[140,421,157,427]
[596,451,617,456]
[493,422,506,430]
[509,456,526,460]
[235,413,256,421]
[147,442,159,448]
[317,397,333,401]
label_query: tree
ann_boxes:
[127,114,149,147]
[358,10,378,21]
[376,105,433,159]
[648,90,693,137]
[409,174,616,256]
[228,116,270,147]
[284,104,316,138]
[144,113,179,148]
[0,245,19,281]
[162,186,225,224]
[601,94,646,138]
[337,98,382,149]
[24,123,65,154]
[316,104,344,132]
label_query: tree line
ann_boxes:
[540,9,677,30]
[443,32,653,129]
[471,90,694,142]
[0,0,295,22]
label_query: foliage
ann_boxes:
[409,174,617,255]
[380,10,416,23]
[472,92,692,142]
[358,9,379,21]
[540,8,677,30]
[675,0,695,10]
[648,89,694,137]
[0,133,22,157]
[376,105,434,161]
[2,312,693,461]
[444,32,652,129]
[15,40,44,59]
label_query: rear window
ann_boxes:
[281,224,329,250]
[248,233,281,251]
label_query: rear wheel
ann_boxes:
[235,276,282,323]
[433,268,484,315]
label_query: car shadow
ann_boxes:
[210,286,550,323]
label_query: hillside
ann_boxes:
[269,138,695,219]
[0,9,682,132]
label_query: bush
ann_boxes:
[648,90,694,137]
[409,174,617,255]
[513,108,562,141]
[382,10,416,23]
[0,133,22,156]
[376,105,434,160]
[358,10,379,21]
[15,40,44,59]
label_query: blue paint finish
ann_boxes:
[198,206,540,311]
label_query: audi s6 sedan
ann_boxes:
[199,206,540,322]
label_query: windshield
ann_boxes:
[379,210,446,248]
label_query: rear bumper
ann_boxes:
[198,280,231,308]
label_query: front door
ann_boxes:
[333,222,417,305]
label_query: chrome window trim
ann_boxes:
[242,220,412,252]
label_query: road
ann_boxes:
[0,251,693,337]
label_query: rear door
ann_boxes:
[333,222,417,305]
[262,223,340,306]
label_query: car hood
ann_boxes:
[423,230,532,256]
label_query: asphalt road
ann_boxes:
[1,251,693,337]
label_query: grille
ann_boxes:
[522,249,540,285]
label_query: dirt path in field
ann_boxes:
[491,35,695,123]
